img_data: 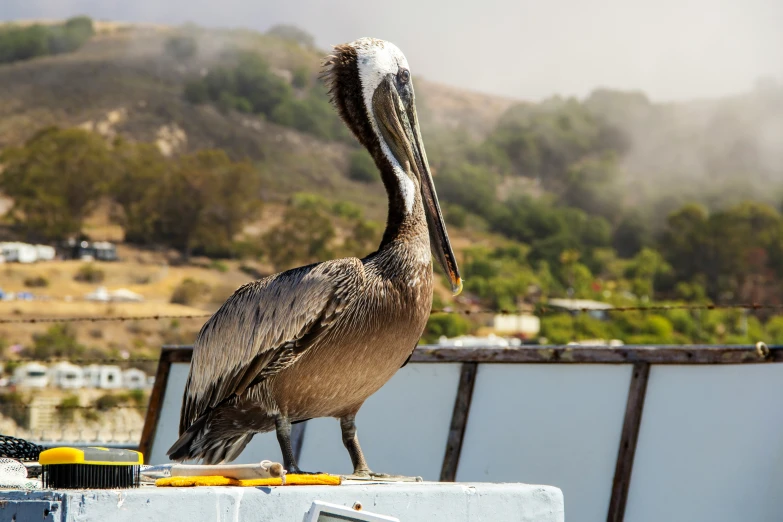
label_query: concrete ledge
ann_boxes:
[1,482,564,522]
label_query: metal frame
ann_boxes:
[140,343,783,522]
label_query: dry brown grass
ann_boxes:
[0,243,263,354]
[0,257,252,302]
[0,300,205,318]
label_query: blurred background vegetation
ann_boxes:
[1,17,783,350]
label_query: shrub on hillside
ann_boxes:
[94,393,123,412]
[292,67,309,89]
[347,150,376,183]
[0,17,94,65]
[422,314,473,344]
[209,260,229,273]
[170,278,211,306]
[0,127,114,240]
[58,394,80,422]
[0,392,28,427]
[24,324,85,360]
[74,263,104,283]
[164,35,197,60]
[23,276,49,288]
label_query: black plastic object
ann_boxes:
[42,463,141,489]
[0,434,43,462]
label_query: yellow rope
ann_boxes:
[156,473,341,487]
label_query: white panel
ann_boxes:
[625,364,783,522]
[148,362,189,465]
[299,362,461,480]
[148,362,460,472]
[457,364,631,522]
[148,362,281,465]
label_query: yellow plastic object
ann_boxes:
[155,473,342,487]
[39,447,143,466]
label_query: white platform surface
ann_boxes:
[0,482,564,522]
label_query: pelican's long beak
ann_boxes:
[372,77,463,295]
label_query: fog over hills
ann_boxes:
[2,0,781,101]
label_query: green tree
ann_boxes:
[292,67,309,89]
[0,127,114,240]
[23,324,85,360]
[271,86,350,141]
[437,163,499,219]
[164,35,197,60]
[422,314,473,343]
[111,140,169,244]
[0,17,94,64]
[766,316,783,343]
[659,201,783,301]
[612,211,651,258]
[263,205,335,271]
[488,97,627,190]
[191,151,262,257]
[233,51,291,116]
[154,150,261,259]
[347,149,377,183]
[560,155,624,223]
[624,248,672,299]
[340,219,382,258]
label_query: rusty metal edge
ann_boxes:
[138,347,193,463]
[440,362,478,482]
[607,362,651,522]
[410,344,783,364]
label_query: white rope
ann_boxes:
[0,458,41,489]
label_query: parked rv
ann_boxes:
[48,362,85,389]
[12,363,50,388]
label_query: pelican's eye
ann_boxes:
[399,68,410,84]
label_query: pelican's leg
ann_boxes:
[339,414,421,482]
[275,415,320,475]
[340,414,371,475]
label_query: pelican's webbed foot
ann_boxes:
[343,470,423,482]
[339,415,423,482]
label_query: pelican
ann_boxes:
[168,37,462,478]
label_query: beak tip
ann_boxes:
[451,278,463,297]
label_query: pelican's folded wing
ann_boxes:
[178,258,364,435]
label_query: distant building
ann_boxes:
[567,339,625,347]
[65,240,118,261]
[492,314,541,338]
[48,362,85,389]
[0,242,39,263]
[85,287,111,302]
[0,242,56,263]
[91,241,119,261]
[110,288,144,302]
[122,368,148,390]
[85,287,144,302]
[13,363,50,388]
[546,298,614,320]
[438,334,521,348]
[28,395,61,432]
[35,245,56,261]
[83,365,123,389]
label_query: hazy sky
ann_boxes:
[2,0,782,101]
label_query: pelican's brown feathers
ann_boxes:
[169,38,460,474]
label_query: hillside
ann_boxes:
[2,18,783,356]
[0,23,512,219]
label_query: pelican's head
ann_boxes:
[322,38,462,296]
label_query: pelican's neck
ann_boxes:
[376,157,427,249]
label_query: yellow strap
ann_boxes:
[155,474,341,487]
